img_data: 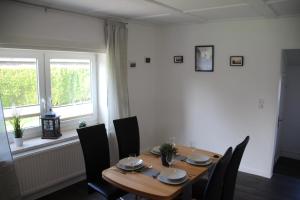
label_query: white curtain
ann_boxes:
[0,101,21,200]
[104,20,130,164]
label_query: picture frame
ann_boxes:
[230,56,244,66]
[174,56,183,63]
[195,45,214,72]
[145,57,151,63]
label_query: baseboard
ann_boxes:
[274,154,280,164]
[238,166,272,179]
[21,173,85,200]
[280,151,300,160]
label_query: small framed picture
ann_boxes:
[195,45,214,72]
[230,56,244,66]
[174,56,183,63]
[145,57,151,63]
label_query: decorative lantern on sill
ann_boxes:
[41,109,61,139]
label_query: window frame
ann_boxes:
[0,48,98,139]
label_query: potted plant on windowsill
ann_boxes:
[10,115,23,147]
[159,143,177,167]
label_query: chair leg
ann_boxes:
[87,185,95,194]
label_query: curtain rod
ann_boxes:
[9,0,128,24]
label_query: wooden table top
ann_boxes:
[102,145,220,200]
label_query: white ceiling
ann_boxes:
[14,0,300,24]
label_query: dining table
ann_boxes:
[102,145,221,200]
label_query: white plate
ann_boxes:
[158,174,188,185]
[116,163,144,171]
[185,158,212,166]
[151,146,161,155]
[160,168,187,181]
[118,157,143,168]
[187,154,210,163]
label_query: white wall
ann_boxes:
[280,51,300,160]
[127,23,162,150]
[156,17,300,178]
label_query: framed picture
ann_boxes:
[230,56,244,66]
[174,56,183,63]
[195,45,214,72]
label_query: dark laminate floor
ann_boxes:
[274,157,300,179]
[39,157,300,200]
[38,172,300,200]
[235,172,300,200]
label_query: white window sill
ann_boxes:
[11,129,79,159]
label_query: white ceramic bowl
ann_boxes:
[151,146,161,155]
[118,157,143,168]
[160,168,187,181]
[187,154,210,163]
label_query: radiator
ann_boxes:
[13,140,85,197]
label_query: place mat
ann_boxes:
[175,155,187,161]
[144,151,160,157]
[140,167,160,178]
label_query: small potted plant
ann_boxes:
[159,143,177,167]
[78,121,87,129]
[10,115,23,147]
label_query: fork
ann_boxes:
[152,172,160,179]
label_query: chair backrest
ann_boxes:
[222,136,250,200]
[113,116,140,160]
[203,147,233,200]
[77,124,110,184]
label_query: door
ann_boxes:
[274,50,289,163]
[276,75,287,159]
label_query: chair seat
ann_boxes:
[192,177,209,200]
[88,182,126,200]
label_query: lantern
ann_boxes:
[41,116,61,139]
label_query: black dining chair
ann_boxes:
[77,124,125,200]
[221,136,249,200]
[193,147,233,200]
[113,116,140,160]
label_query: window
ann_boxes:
[49,58,93,119]
[0,49,98,138]
[0,57,40,132]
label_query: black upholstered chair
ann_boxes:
[221,136,249,200]
[193,147,233,200]
[113,116,140,160]
[77,124,125,200]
